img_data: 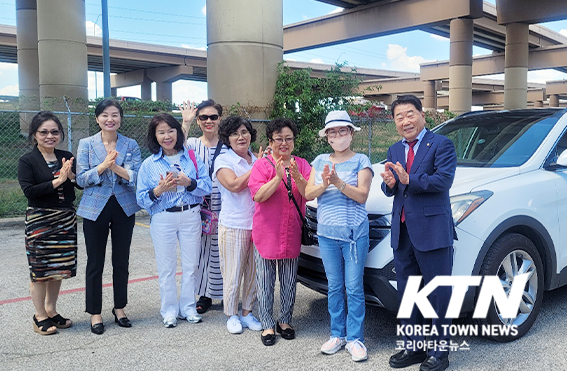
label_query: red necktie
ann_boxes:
[401,140,418,223]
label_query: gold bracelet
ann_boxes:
[339,182,347,192]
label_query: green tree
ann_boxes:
[270,61,373,161]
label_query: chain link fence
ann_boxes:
[0,110,397,218]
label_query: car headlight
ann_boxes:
[450,190,493,226]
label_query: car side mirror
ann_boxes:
[557,149,567,167]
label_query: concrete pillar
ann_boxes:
[156,82,172,102]
[207,0,283,119]
[141,82,152,101]
[423,80,437,111]
[111,87,117,97]
[449,18,473,115]
[504,23,529,110]
[534,100,543,108]
[550,94,559,107]
[36,0,88,151]
[16,0,40,135]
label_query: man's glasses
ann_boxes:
[229,130,251,138]
[326,128,350,138]
[271,137,294,144]
[37,130,61,137]
[198,114,219,121]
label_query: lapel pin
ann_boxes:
[427,143,431,147]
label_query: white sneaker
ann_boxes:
[320,336,347,354]
[346,340,368,362]
[163,317,177,328]
[227,315,243,334]
[186,313,202,324]
[239,313,262,331]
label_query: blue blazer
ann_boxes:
[381,130,457,251]
[76,132,142,221]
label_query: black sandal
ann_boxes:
[49,314,73,329]
[33,315,57,335]
[196,296,212,314]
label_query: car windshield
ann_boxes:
[433,110,560,167]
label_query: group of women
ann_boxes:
[17,99,373,362]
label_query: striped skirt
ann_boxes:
[25,207,78,282]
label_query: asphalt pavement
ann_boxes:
[1,215,567,371]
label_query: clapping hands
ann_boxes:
[321,163,342,189]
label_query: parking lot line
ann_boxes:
[0,272,181,306]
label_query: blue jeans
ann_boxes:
[318,234,369,342]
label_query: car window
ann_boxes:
[434,112,559,167]
[544,129,567,168]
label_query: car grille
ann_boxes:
[305,205,391,251]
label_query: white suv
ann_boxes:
[297,108,567,341]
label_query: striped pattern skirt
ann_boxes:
[25,207,78,282]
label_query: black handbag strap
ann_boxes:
[209,142,223,178]
[266,156,306,222]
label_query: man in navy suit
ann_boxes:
[381,95,457,371]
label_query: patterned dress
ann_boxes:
[24,160,78,282]
[186,137,227,299]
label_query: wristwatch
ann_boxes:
[339,182,347,192]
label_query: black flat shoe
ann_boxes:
[90,322,104,335]
[389,349,427,368]
[276,322,295,340]
[112,308,132,328]
[261,331,276,346]
[420,356,449,371]
[196,296,212,314]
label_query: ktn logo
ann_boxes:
[397,274,529,319]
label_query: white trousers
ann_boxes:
[150,207,201,319]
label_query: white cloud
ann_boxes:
[172,80,207,105]
[328,7,343,14]
[302,14,308,20]
[181,44,206,51]
[560,29,567,37]
[0,84,19,96]
[117,86,142,99]
[87,71,105,100]
[386,44,428,71]
[527,69,567,83]
[381,63,387,68]
[85,21,102,37]
[201,5,206,16]
[310,58,324,64]
[430,34,449,42]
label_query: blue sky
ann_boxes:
[0,0,566,104]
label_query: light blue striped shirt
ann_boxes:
[136,147,212,216]
[312,153,373,242]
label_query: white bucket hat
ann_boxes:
[318,110,361,137]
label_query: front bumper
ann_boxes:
[297,252,400,312]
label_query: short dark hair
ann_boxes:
[147,113,185,154]
[218,116,257,149]
[28,111,65,142]
[95,99,124,118]
[196,99,223,117]
[266,118,298,141]
[391,95,423,116]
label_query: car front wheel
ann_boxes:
[474,233,544,342]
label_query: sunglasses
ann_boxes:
[37,130,61,137]
[198,114,219,121]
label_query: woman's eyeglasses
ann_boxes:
[271,137,294,144]
[326,128,350,138]
[229,130,251,138]
[37,130,61,137]
[198,114,219,121]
